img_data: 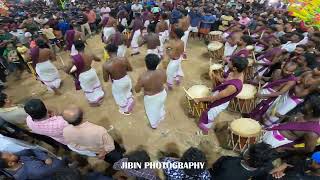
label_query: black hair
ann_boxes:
[174,28,185,39]
[241,35,253,45]
[117,24,125,33]
[126,150,151,169]
[304,53,318,69]
[246,142,274,168]
[109,10,117,18]
[161,12,168,20]
[67,109,83,126]
[74,40,85,52]
[0,152,8,169]
[105,44,118,54]
[36,38,48,48]
[24,99,47,120]
[0,93,7,108]
[51,168,83,180]
[180,147,207,176]
[232,57,248,73]
[135,13,141,18]
[306,94,320,118]
[147,23,156,33]
[145,54,160,71]
[181,9,188,16]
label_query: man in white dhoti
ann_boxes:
[165,28,185,90]
[140,24,161,58]
[102,44,135,115]
[130,13,144,56]
[29,39,62,95]
[103,13,117,43]
[135,54,167,129]
[65,40,104,106]
[156,13,169,58]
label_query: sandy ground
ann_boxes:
[5,35,241,166]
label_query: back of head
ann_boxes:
[74,40,85,52]
[36,38,48,49]
[306,94,320,118]
[181,147,207,176]
[62,106,83,126]
[145,54,160,71]
[241,35,253,45]
[105,44,118,54]
[232,57,248,73]
[246,142,273,168]
[126,149,151,169]
[147,23,156,33]
[24,99,47,120]
[0,93,7,108]
[304,53,318,69]
[174,28,184,39]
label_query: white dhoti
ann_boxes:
[166,58,184,87]
[158,32,166,56]
[204,91,230,128]
[70,44,79,56]
[103,27,116,42]
[224,42,237,57]
[181,30,190,55]
[117,45,126,57]
[263,92,303,127]
[35,61,61,91]
[144,89,167,128]
[255,58,271,77]
[143,20,150,36]
[147,48,160,57]
[255,45,265,53]
[164,30,170,41]
[79,68,104,104]
[112,75,134,114]
[188,26,199,33]
[262,130,293,148]
[120,18,128,27]
[131,30,141,54]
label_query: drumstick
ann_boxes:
[259,30,265,40]
[58,55,65,66]
[248,29,251,36]
[183,87,194,100]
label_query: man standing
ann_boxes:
[131,0,143,16]
[140,24,161,57]
[129,13,144,56]
[85,7,97,34]
[106,25,127,57]
[29,39,62,95]
[156,13,169,58]
[62,106,124,164]
[178,10,190,60]
[79,11,92,37]
[166,28,184,90]
[135,54,167,129]
[65,40,104,106]
[24,99,68,146]
[64,25,84,56]
[103,11,117,44]
[102,44,134,115]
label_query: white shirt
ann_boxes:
[0,134,36,153]
[131,4,143,13]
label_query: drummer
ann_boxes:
[262,94,320,154]
[195,57,248,134]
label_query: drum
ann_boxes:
[244,58,254,81]
[228,84,257,114]
[185,85,210,118]
[209,63,223,88]
[229,118,262,152]
[246,45,255,51]
[208,41,224,61]
[123,30,132,39]
[209,31,223,41]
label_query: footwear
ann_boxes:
[119,109,131,116]
[130,52,140,56]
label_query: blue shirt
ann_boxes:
[189,11,202,27]
[5,149,67,180]
[200,15,216,29]
[170,9,182,24]
[57,21,70,35]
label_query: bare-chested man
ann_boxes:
[28,39,61,95]
[106,25,127,57]
[102,44,134,115]
[135,54,167,129]
[65,40,104,106]
[178,10,190,60]
[129,13,144,56]
[103,11,117,44]
[263,66,320,126]
[139,24,161,57]
[166,28,185,90]
[156,13,169,58]
[65,24,84,56]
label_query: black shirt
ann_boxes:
[210,156,273,180]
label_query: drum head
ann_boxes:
[208,41,223,51]
[237,84,257,99]
[246,45,255,51]
[210,63,223,71]
[187,85,210,99]
[230,118,261,137]
[209,31,223,35]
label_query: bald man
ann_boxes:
[62,106,124,164]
